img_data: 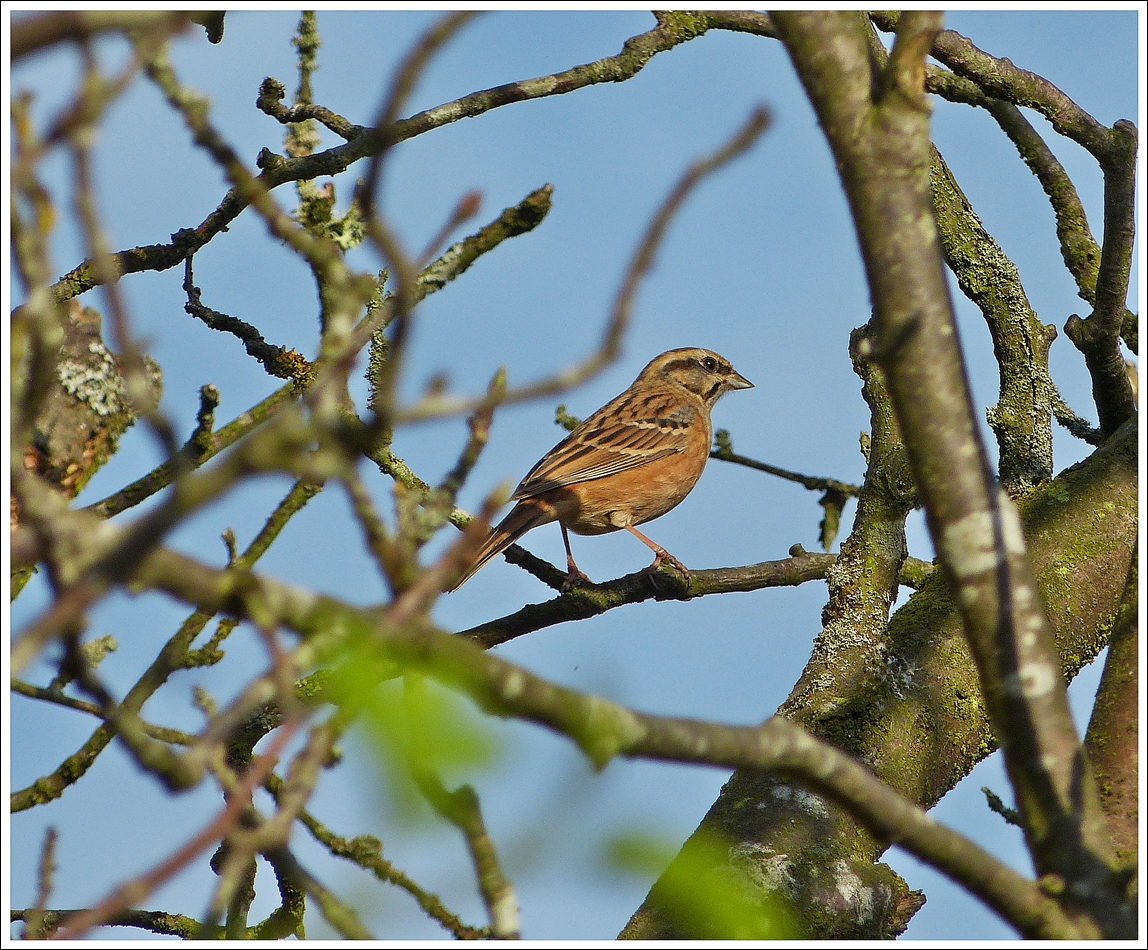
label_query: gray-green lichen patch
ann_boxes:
[57,341,126,418]
[768,782,831,819]
[727,841,798,897]
[826,858,877,924]
[879,649,918,698]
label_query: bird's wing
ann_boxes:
[512,388,696,499]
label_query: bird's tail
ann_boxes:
[448,499,556,591]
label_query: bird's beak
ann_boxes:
[728,370,754,390]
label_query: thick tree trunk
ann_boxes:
[622,419,1136,938]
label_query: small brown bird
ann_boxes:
[450,347,753,590]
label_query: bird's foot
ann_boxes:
[562,551,592,592]
[561,566,592,593]
[646,549,691,590]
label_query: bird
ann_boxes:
[449,347,753,591]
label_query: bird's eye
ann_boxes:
[701,356,718,372]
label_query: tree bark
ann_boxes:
[621,404,1135,939]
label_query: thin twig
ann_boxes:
[257,76,364,141]
[411,768,519,937]
[51,727,297,940]
[22,827,59,939]
[712,431,860,496]
[46,13,763,304]
[182,259,304,380]
[11,679,195,746]
[264,847,373,940]
[389,106,771,425]
[12,480,320,812]
[265,772,489,938]
[84,382,297,519]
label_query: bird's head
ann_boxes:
[639,347,754,407]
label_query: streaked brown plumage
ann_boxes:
[450,347,753,590]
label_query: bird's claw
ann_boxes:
[646,550,690,591]
[561,567,592,592]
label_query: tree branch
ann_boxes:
[1064,120,1138,436]
[266,771,490,938]
[51,728,293,940]
[17,520,1089,939]
[770,10,1128,933]
[1082,541,1139,868]
[47,12,704,302]
[12,908,217,940]
[11,10,193,59]
[410,765,519,937]
[869,13,1118,162]
[12,480,319,811]
[47,11,782,306]
[459,551,838,648]
[928,146,1057,495]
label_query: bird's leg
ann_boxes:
[625,524,691,583]
[560,523,592,591]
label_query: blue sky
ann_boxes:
[8,8,1141,940]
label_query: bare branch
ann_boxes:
[12,479,319,812]
[13,908,215,940]
[773,10,1129,934]
[51,727,295,940]
[83,383,297,520]
[46,11,757,304]
[257,76,364,141]
[11,10,191,59]
[21,827,59,939]
[1082,542,1139,867]
[870,12,1118,161]
[266,773,490,938]
[390,106,771,425]
[406,676,519,937]
[1064,120,1138,435]
[33,526,1083,938]
[459,551,837,648]
[182,259,308,381]
[265,847,373,940]
[711,430,861,497]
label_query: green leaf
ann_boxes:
[327,641,500,821]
